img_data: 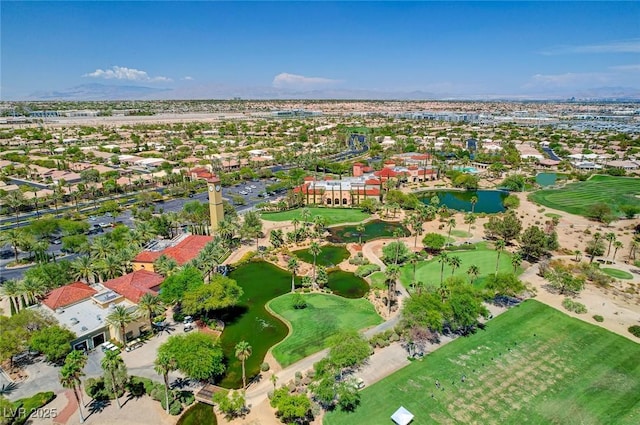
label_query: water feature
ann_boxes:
[536,173,557,187]
[218,261,290,388]
[418,189,507,213]
[453,166,479,174]
[326,220,408,244]
[177,402,217,425]
[327,270,369,298]
[293,245,350,266]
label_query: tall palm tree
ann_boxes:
[59,350,87,423]
[447,218,456,241]
[287,257,299,293]
[138,293,165,330]
[356,224,365,245]
[235,341,253,389]
[470,196,478,214]
[154,255,180,278]
[464,213,476,236]
[134,221,157,246]
[71,256,97,284]
[0,228,24,263]
[467,264,480,284]
[628,240,638,261]
[605,232,617,260]
[437,252,449,285]
[106,305,138,344]
[408,253,419,289]
[449,255,461,276]
[154,352,176,414]
[495,239,506,276]
[511,252,522,273]
[384,264,401,314]
[590,232,602,264]
[4,190,25,226]
[308,242,321,287]
[101,350,127,409]
[291,218,300,238]
[612,241,623,263]
[91,236,112,260]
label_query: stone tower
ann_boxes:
[190,168,224,231]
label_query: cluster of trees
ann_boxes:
[0,309,75,366]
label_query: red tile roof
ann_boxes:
[190,167,219,183]
[43,282,97,310]
[351,188,381,196]
[134,235,213,266]
[103,270,164,303]
[365,178,381,185]
[303,176,315,181]
[375,168,400,178]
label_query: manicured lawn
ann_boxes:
[400,244,517,289]
[293,245,350,266]
[529,175,640,217]
[324,300,640,425]
[369,271,387,290]
[601,268,634,280]
[262,207,370,225]
[269,293,382,367]
[177,402,218,425]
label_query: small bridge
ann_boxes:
[195,384,226,405]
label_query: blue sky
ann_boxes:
[1,1,639,99]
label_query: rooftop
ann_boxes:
[103,270,164,303]
[43,282,98,310]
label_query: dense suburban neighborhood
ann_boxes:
[1,99,639,425]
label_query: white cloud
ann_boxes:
[272,72,341,89]
[609,64,640,72]
[540,39,640,55]
[182,76,194,81]
[83,66,172,83]
[526,72,609,88]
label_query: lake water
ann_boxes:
[418,189,507,213]
[536,173,557,186]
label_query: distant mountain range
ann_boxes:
[23,83,640,102]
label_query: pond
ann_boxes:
[418,189,507,213]
[326,220,409,244]
[536,173,557,187]
[293,245,350,266]
[218,261,291,389]
[327,270,369,298]
[176,402,217,425]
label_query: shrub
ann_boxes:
[178,391,195,406]
[349,252,370,265]
[629,325,640,338]
[292,293,307,309]
[85,377,110,400]
[562,298,587,314]
[592,315,604,322]
[261,362,270,372]
[355,264,381,277]
[151,386,167,402]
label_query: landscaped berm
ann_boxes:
[323,300,640,425]
[528,175,640,217]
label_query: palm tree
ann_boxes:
[134,221,157,246]
[467,264,480,284]
[605,232,617,260]
[0,279,23,314]
[408,253,419,289]
[356,224,365,245]
[511,252,522,273]
[101,350,127,408]
[612,241,623,263]
[4,190,25,226]
[235,341,253,389]
[0,228,24,263]
[590,232,602,264]
[137,293,165,330]
[59,350,87,423]
[495,239,506,276]
[447,218,456,241]
[154,352,177,414]
[464,213,476,236]
[308,242,321,287]
[470,196,478,213]
[437,252,449,285]
[91,236,111,260]
[629,240,638,261]
[270,373,278,389]
[385,264,401,315]
[574,250,582,262]
[449,255,461,276]
[154,255,179,277]
[287,257,299,293]
[71,256,97,284]
[106,305,138,344]
[291,218,299,237]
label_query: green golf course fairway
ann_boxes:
[401,244,517,289]
[262,207,370,225]
[324,300,640,425]
[529,175,640,217]
[269,293,382,367]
